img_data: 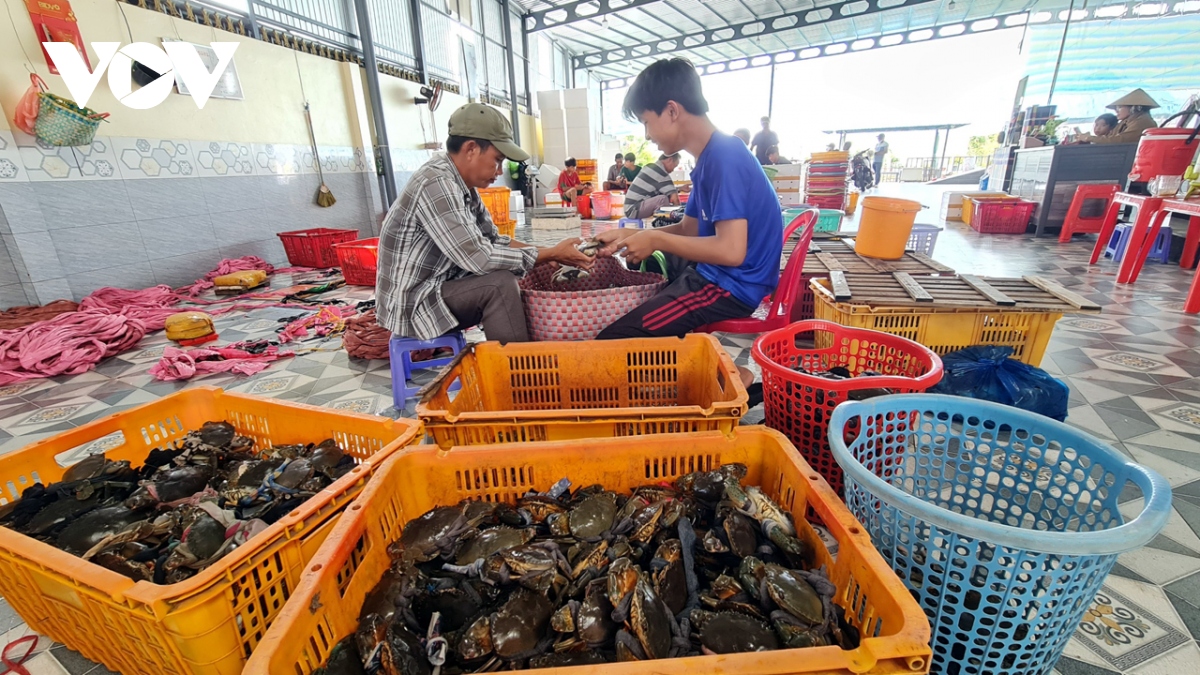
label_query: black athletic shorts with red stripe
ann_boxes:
[596,267,756,339]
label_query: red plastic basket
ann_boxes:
[971,199,1036,234]
[752,320,943,495]
[333,237,379,286]
[277,228,358,267]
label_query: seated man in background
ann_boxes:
[624,152,682,219]
[619,153,641,185]
[376,103,594,345]
[557,157,591,205]
[766,146,791,164]
[603,152,625,190]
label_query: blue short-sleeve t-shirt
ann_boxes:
[685,132,783,307]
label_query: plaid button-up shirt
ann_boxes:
[376,153,537,340]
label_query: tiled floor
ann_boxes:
[1,184,1199,673]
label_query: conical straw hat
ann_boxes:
[1107,88,1160,109]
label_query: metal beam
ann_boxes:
[349,0,397,207]
[599,4,1187,87]
[408,0,428,83]
[574,0,937,70]
[502,0,521,143]
[526,0,664,32]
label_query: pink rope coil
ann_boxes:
[0,257,294,385]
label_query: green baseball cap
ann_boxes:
[448,103,529,162]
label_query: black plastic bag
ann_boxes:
[931,346,1070,421]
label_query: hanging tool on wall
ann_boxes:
[305,102,337,207]
[293,46,336,207]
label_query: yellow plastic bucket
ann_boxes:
[855,197,922,260]
[845,191,860,215]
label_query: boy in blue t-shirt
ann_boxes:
[595,58,783,343]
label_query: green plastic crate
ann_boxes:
[817,209,844,232]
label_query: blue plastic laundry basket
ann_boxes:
[829,394,1171,675]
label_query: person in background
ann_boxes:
[619,152,641,185]
[557,157,591,205]
[1093,113,1119,138]
[593,58,782,408]
[376,103,593,345]
[624,152,682,219]
[766,146,791,164]
[1075,89,1159,144]
[872,133,889,186]
[733,128,751,146]
[750,116,779,165]
[603,152,625,190]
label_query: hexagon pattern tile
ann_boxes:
[5,132,367,182]
[0,129,22,181]
[189,140,257,178]
[12,130,121,182]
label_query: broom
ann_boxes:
[304,102,336,207]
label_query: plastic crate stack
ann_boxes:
[804,151,849,210]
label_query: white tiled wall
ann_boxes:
[0,129,380,306]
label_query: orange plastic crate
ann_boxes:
[245,428,932,675]
[417,335,748,448]
[277,228,358,267]
[478,186,511,224]
[0,387,421,675]
[496,218,516,238]
[333,237,379,286]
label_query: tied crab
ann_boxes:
[1,421,352,585]
[551,239,603,284]
[322,465,858,673]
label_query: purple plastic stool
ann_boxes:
[1103,223,1133,262]
[389,332,466,405]
[1147,224,1174,264]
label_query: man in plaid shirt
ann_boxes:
[376,103,593,343]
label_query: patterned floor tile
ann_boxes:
[1072,579,1193,671]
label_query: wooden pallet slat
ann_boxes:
[814,252,847,272]
[1022,276,1102,311]
[893,272,934,302]
[906,251,955,273]
[959,275,1017,306]
[829,270,852,300]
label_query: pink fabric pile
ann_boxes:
[177,256,276,297]
[0,256,284,384]
[149,345,290,382]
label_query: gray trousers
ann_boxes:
[440,271,529,343]
[625,194,673,220]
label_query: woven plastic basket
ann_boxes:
[520,256,666,340]
[35,91,107,147]
[830,395,1171,675]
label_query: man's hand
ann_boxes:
[594,228,637,256]
[552,238,596,269]
[613,230,659,266]
[669,192,681,206]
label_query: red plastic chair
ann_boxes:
[696,208,819,334]
[1059,183,1119,242]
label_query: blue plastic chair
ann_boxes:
[389,332,466,406]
